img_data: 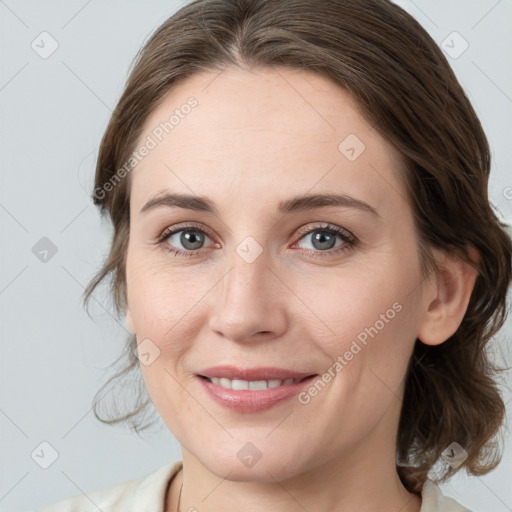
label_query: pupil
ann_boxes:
[181,231,203,250]
[313,231,335,250]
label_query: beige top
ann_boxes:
[38,460,473,512]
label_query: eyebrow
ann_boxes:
[140,192,380,217]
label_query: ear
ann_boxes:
[125,308,136,334]
[417,246,480,346]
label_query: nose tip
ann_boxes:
[211,316,277,344]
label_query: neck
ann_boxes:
[167,429,421,512]
[172,456,420,512]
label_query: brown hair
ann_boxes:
[83,0,512,494]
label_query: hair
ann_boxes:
[83,0,512,495]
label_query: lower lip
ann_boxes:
[196,375,317,413]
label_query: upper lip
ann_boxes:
[198,366,316,381]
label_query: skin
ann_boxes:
[124,65,478,512]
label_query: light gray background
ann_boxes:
[1,0,511,510]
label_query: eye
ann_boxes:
[157,223,217,257]
[292,223,357,257]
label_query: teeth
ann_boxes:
[249,380,267,390]
[208,376,302,390]
[232,379,249,390]
[219,377,231,389]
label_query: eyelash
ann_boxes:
[156,222,358,259]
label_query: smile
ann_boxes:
[202,376,305,390]
[196,366,317,413]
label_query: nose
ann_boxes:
[208,251,288,344]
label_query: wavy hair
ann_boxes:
[82,0,512,494]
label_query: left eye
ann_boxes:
[296,227,347,251]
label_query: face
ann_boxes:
[125,66,429,482]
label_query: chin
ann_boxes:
[198,447,310,483]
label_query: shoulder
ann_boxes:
[420,480,474,512]
[38,460,183,512]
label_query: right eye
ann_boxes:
[158,224,218,257]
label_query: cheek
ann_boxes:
[138,361,196,441]
[296,259,418,353]
[292,254,420,406]
[125,249,207,336]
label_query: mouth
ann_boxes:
[196,366,318,412]
[198,374,313,390]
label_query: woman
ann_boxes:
[40,0,511,510]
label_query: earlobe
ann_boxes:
[126,309,135,334]
[417,247,479,346]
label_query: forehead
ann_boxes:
[130,66,406,215]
